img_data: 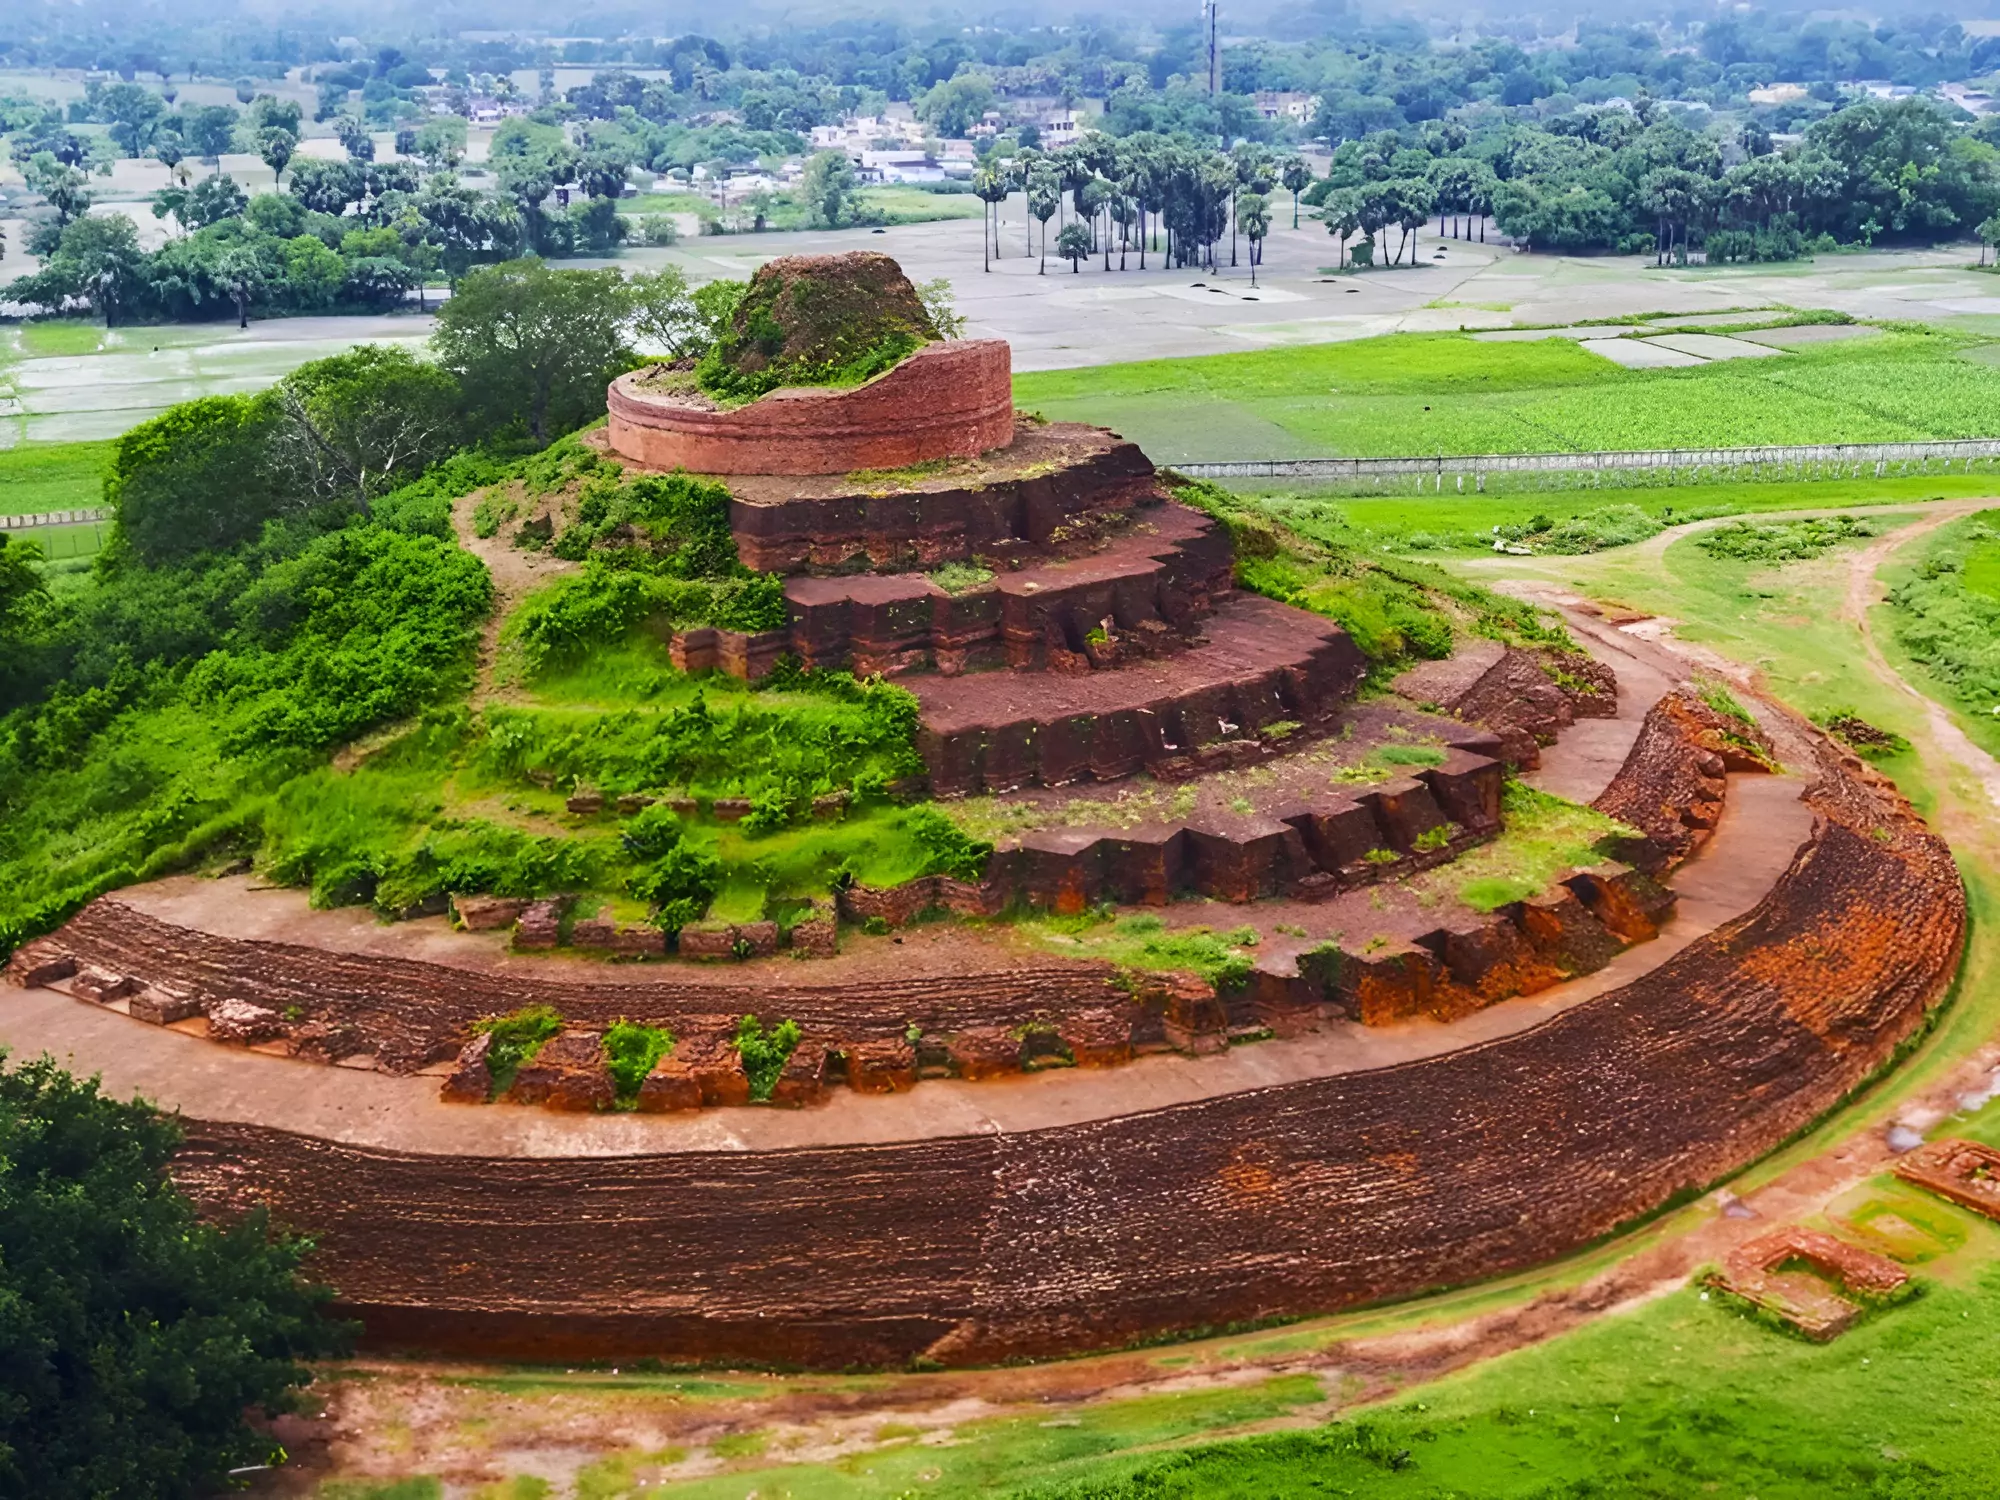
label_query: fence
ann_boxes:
[1177,439,2000,494]
[0,506,111,532]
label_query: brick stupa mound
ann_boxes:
[607,252,1013,475]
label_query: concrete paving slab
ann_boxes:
[1645,333,1787,360]
[1579,338,1705,368]
[1735,323,1884,347]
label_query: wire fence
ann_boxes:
[1177,439,2000,495]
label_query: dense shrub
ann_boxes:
[184,525,492,751]
[601,1020,674,1103]
[1697,514,1876,562]
[1539,505,1664,554]
[1890,518,2000,710]
[733,1014,802,1099]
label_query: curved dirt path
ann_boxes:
[448,487,577,706]
[1841,508,2000,816]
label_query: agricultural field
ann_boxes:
[0,440,113,517]
[1223,473,2000,556]
[1014,326,2000,463]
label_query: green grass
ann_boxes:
[1435,782,1636,912]
[17,319,106,357]
[1228,475,2000,556]
[1008,1240,2000,1498]
[641,1375,1328,1499]
[0,440,115,516]
[1015,328,2000,463]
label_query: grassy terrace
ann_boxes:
[1014,326,2000,462]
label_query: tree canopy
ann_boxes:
[0,1053,346,1498]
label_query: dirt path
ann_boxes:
[449,487,576,706]
[1841,508,2000,816]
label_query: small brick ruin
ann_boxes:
[1893,1137,2000,1222]
[1708,1226,1912,1340]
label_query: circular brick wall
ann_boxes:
[606,341,1015,476]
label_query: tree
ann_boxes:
[432,258,635,442]
[413,116,468,172]
[214,243,270,328]
[917,72,997,138]
[266,345,464,510]
[334,116,375,162]
[178,104,237,160]
[286,158,362,216]
[25,153,91,226]
[257,127,297,187]
[1981,213,2000,266]
[0,1055,345,1498]
[283,233,347,308]
[798,149,857,228]
[106,395,281,562]
[1281,155,1311,228]
[1056,219,1092,272]
[151,130,185,179]
[628,265,711,358]
[972,165,1009,270]
[1238,191,1270,285]
[99,82,165,156]
[1028,168,1060,273]
[0,537,50,707]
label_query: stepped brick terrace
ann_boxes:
[0,252,1970,1368]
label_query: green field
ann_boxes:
[1014,328,2000,463]
[0,441,114,516]
[1225,474,2000,556]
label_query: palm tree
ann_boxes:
[1028,170,1060,275]
[1981,214,2000,267]
[1238,192,1270,287]
[1281,156,1311,229]
[972,165,1009,271]
[1323,186,1362,269]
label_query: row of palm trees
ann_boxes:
[969,134,1313,284]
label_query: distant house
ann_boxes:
[1747,82,1809,105]
[860,149,947,184]
[1252,90,1317,123]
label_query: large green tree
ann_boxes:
[0,1054,346,1497]
[431,257,635,441]
[107,395,283,563]
[266,345,464,509]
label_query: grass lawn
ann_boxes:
[1014,327,2000,463]
[0,440,115,516]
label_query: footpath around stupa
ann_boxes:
[2,254,1969,1366]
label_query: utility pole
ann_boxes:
[1202,0,1219,95]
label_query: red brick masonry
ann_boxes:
[1710,1226,1910,1340]
[1893,1137,2000,1221]
[142,728,1961,1366]
[605,341,1015,476]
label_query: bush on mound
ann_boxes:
[696,251,940,402]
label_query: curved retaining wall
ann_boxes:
[606,341,1015,476]
[158,729,1964,1366]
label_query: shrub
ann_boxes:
[475,1005,564,1095]
[1697,515,1876,563]
[733,1014,801,1100]
[905,805,994,880]
[1539,505,1664,554]
[601,1020,674,1103]
[631,842,723,930]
